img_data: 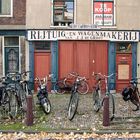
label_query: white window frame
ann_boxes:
[2,36,21,76]
[0,0,13,17]
[92,0,116,28]
[51,0,75,27]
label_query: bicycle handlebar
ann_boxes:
[92,72,117,79]
[68,72,78,77]
[68,72,87,81]
[34,74,53,86]
[6,71,31,82]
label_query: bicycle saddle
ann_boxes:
[130,80,138,85]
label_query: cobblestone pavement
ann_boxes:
[0,93,140,139]
[38,93,140,132]
[0,92,140,133]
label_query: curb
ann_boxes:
[1,129,140,134]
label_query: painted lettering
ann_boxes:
[28,30,139,42]
[124,32,129,40]
[30,31,37,39]
[131,32,137,41]
[106,32,111,38]
[100,32,106,37]
[112,32,117,39]
[118,32,123,40]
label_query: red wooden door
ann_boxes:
[75,41,90,78]
[59,41,74,78]
[116,54,132,91]
[34,52,51,91]
[89,41,108,91]
[58,41,108,91]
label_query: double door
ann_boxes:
[58,41,108,91]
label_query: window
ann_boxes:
[0,0,1,13]
[93,0,114,26]
[0,0,13,17]
[4,37,19,46]
[4,37,19,74]
[34,42,51,51]
[53,0,74,26]
[116,43,132,53]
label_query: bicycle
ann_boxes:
[20,71,33,96]
[35,74,51,114]
[5,71,32,119]
[121,78,140,111]
[67,76,86,121]
[92,72,116,121]
[52,72,89,94]
[0,76,12,118]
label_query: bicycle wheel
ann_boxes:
[68,92,79,121]
[93,89,101,112]
[78,81,89,94]
[54,81,66,94]
[1,90,10,116]
[9,91,18,119]
[41,97,51,114]
[109,93,115,121]
[18,85,27,112]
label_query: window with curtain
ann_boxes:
[53,0,74,26]
[0,0,12,16]
[93,0,114,26]
[4,36,19,74]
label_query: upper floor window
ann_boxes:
[0,0,13,17]
[53,0,74,26]
[93,0,114,26]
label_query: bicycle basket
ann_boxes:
[121,87,133,101]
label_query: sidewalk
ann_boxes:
[41,93,140,133]
[0,93,140,133]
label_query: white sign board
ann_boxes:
[27,30,139,42]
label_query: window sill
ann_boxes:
[0,15,13,17]
[50,25,69,29]
[100,25,117,29]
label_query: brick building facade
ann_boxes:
[0,0,140,91]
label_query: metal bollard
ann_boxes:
[103,95,110,126]
[25,95,33,126]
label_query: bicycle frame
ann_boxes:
[68,76,86,120]
[128,78,140,110]
[93,72,115,93]
[35,75,51,114]
[92,72,116,120]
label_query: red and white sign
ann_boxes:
[94,2,113,14]
[94,2,113,25]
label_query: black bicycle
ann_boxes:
[92,72,116,121]
[67,76,86,121]
[35,75,51,114]
[0,76,12,118]
[5,71,32,119]
[121,78,140,111]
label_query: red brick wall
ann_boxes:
[0,0,26,25]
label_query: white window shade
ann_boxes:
[0,0,12,17]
